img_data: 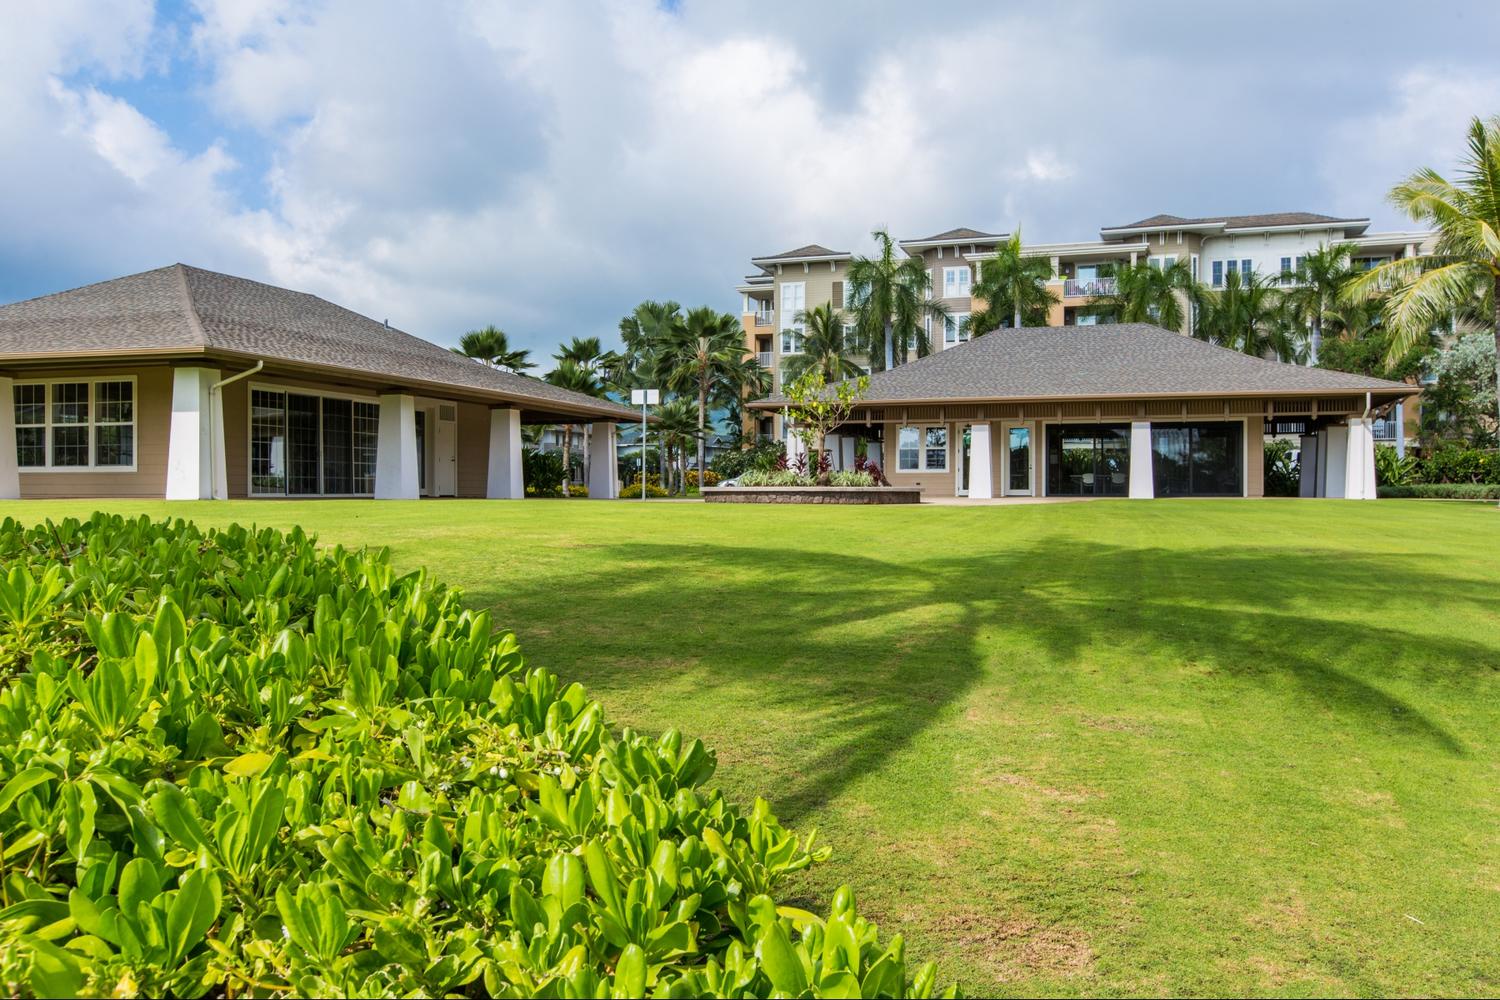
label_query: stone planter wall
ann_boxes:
[700,486,922,505]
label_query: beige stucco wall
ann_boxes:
[456,401,490,498]
[17,365,173,499]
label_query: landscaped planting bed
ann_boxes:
[702,486,922,504]
[0,514,952,998]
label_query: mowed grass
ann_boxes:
[6,497,1499,996]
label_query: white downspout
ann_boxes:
[209,361,263,499]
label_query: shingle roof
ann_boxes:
[0,264,638,420]
[900,227,1007,244]
[753,244,849,261]
[756,323,1415,406]
[1104,212,1366,232]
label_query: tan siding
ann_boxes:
[1245,417,1265,498]
[18,366,172,499]
[881,419,958,498]
[456,402,490,498]
[222,379,248,499]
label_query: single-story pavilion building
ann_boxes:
[0,264,638,500]
[752,323,1419,500]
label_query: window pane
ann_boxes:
[287,394,321,495]
[897,426,920,471]
[1152,422,1242,496]
[52,382,88,425]
[14,384,45,426]
[94,425,133,467]
[52,425,88,466]
[16,426,44,467]
[95,381,133,423]
[251,389,287,494]
[924,427,947,471]
[322,397,353,495]
[352,401,379,494]
[1046,424,1130,496]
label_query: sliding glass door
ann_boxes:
[1151,422,1243,496]
[250,388,380,496]
[1045,424,1130,496]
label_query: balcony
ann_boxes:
[756,351,774,368]
[753,310,776,327]
[1063,277,1116,298]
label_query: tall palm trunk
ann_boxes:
[560,424,572,497]
[1310,311,1323,366]
[1013,299,1021,329]
[883,318,894,371]
[696,381,707,490]
[1492,275,1500,438]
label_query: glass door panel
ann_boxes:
[1006,426,1032,494]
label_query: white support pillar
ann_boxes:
[1322,425,1348,499]
[1394,401,1406,459]
[486,407,524,499]
[0,377,18,500]
[968,422,993,499]
[1128,421,1154,499]
[1344,417,1377,500]
[785,424,807,467]
[165,367,220,500]
[587,422,619,499]
[374,393,419,499]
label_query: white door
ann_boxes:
[435,404,457,496]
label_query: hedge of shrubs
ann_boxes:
[0,514,952,998]
[1378,483,1500,499]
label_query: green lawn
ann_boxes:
[6,498,1498,996]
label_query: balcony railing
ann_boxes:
[753,310,776,327]
[756,351,774,368]
[1063,278,1116,298]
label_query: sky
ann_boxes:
[4,0,1500,357]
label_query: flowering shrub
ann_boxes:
[687,469,720,488]
[0,515,954,998]
[854,456,890,486]
[619,480,668,498]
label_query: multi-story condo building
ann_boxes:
[739,211,1433,451]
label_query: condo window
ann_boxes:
[942,266,971,298]
[14,378,134,470]
[944,312,971,345]
[250,386,380,497]
[1151,422,1243,496]
[1147,255,1176,270]
[1212,260,1223,287]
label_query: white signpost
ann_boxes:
[630,388,659,501]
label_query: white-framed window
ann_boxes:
[944,312,971,346]
[779,281,805,354]
[1074,313,1100,326]
[942,266,971,298]
[897,425,948,472]
[1212,260,1223,287]
[1147,254,1177,270]
[14,378,136,470]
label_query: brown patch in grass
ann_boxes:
[1078,713,1156,736]
[935,906,1094,983]
[982,771,1101,804]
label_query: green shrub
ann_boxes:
[619,481,667,498]
[710,441,785,479]
[1416,446,1500,485]
[522,447,565,494]
[1374,444,1418,486]
[828,470,876,488]
[0,514,952,999]
[1378,483,1500,499]
[737,469,815,487]
[1264,439,1300,497]
[687,469,720,488]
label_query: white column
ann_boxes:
[1394,402,1406,459]
[587,422,618,499]
[0,377,18,500]
[1128,421,1154,499]
[785,424,807,466]
[840,436,857,470]
[486,407,524,499]
[1322,425,1348,499]
[968,422,993,499]
[165,367,220,500]
[1344,417,1377,500]
[374,393,419,499]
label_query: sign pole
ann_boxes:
[630,388,659,502]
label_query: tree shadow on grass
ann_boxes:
[461,535,1494,820]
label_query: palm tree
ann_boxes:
[1088,258,1192,331]
[652,396,699,495]
[453,325,534,373]
[1281,243,1358,365]
[1193,270,1301,361]
[846,228,947,371]
[1346,115,1500,435]
[543,359,602,497]
[557,336,605,370]
[721,352,773,441]
[663,307,746,483]
[967,230,1059,335]
[780,303,866,382]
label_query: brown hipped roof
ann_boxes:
[0,264,639,421]
[899,227,1007,244]
[753,323,1416,407]
[1103,212,1367,232]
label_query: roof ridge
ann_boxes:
[173,263,212,349]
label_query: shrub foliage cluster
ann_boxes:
[0,514,952,998]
